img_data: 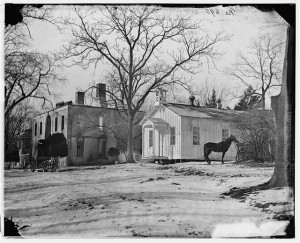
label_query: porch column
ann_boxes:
[152,124,155,157]
[158,127,160,156]
[142,127,145,158]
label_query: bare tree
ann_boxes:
[5,103,35,153]
[233,109,275,162]
[227,34,284,110]
[62,5,228,161]
[188,79,230,107]
[5,5,63,116]
[4,4,65,156]
[225,26,294,199]
[5,4,59,33]
[5,50,63,119]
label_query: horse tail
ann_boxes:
[203,144,207,159]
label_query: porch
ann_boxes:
[142,118,170,159]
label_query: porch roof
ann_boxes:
[148,118,169,126]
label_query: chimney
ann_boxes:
[96,83,107,108]
[155,88,167,106]
[189,95,195,106]
[217,99,221,109]
[56,101,65,108]
[75,91,85,105]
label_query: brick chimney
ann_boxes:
[75,92,85,105]
[189,95,195,106]
[96,83,107,108]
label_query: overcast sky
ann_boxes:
[26,4,287,109]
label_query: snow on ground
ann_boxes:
[4,161,293,238]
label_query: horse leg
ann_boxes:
[206,149,212,164]
[222,151,226,164]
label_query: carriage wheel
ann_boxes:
[51,166,57,172]
[30,163,36,172]
[23,161,29,171]
[23,155,29,171]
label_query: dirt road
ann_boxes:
[4,161,293,238]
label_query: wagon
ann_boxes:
[32,156,58,172]
[22,154,58,172]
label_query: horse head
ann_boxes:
[228,135,239,144]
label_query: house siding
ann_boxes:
[146,106,182,159]
[181,117,237,160]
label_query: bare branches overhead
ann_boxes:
[4,5,65,120]
[62,5,228,114]
[61,5,229,162]
[226,34,284,110]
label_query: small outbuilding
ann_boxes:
[140,89,242,162]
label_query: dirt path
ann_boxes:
[4,162,292,238]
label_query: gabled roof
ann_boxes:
[140,103,243,125]
[139,106,160,125]
[163,103,243,121]
[148,118,169,125]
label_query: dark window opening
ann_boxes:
[222,129,229,141]
[77,139,84,157]
[170,127,175,145]
[193,127,200,145]
[35,123,37,136]
[61,116,64,130]
[40,122,42,135]
[149,130,153,148]
[55,117,58,131]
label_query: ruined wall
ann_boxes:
[31,105,69,161]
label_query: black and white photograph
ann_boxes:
[2,2,296,239]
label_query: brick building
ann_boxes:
[32,83,143,167]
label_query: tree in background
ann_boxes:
[204,89,223,108]
[227,26,294,200]
[4,4,64,157]
[5,103,34,155]
[188,79,230,108]
[205,89,217,108]
[228,34,284,110]
[62,5,228,162]
[234,86,261,110]
[233,109,275,162]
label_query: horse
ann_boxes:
[204,135,239,164]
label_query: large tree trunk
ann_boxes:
[267,26,295,188]
[126,116,135,162]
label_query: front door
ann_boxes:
[99,138,107,159]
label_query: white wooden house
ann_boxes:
[140,89,242,162]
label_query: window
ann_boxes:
[170,127,175,145]
[222,129,229,141]
[193,127,200,145]
[149,130,153,148]
[55,117,58,131]
[99,116,103,131]
[35,123,37,136]
[40,122,42,135]
[77,139,84,157]
[61,116,64,130]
